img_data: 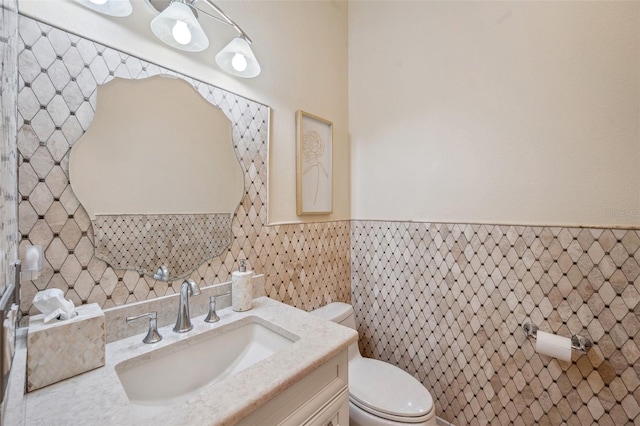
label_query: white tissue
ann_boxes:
[32,289,76,322]
[536,330,572,362]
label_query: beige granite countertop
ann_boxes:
[18,297,357,426]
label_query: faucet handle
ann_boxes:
[127,312,162,344]
[204,296,220,323]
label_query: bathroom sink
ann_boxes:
[115,316,298,416]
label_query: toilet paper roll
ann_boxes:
[536,330,572,362]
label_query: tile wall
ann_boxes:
[351,221,640,425]
[16,15,351,320]
[0,0,18,297]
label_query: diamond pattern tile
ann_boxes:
[352,221,640,425]
[0,0,19,298]
[17,16,350,319]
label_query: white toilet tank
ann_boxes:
[311,302,360,360]
[310,302,357,328]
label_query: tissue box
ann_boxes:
[27,303,105,392]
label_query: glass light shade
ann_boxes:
[150,1,209,52]
[215,37,261,78]
[75,0,132,17]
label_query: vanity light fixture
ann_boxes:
[215,35,261,78]
[75,0,261,78]
[150,0,209,52]
[151,0,261,78]
[75,0,133,17]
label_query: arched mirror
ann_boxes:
[69,75,244,280]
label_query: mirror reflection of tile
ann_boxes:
[93,214,233,279]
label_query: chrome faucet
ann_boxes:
[174,279,202,333]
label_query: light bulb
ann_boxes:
[231,53,248,72]
[89,0,108,4]
[171,20,192,45]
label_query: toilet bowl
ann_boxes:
[311,303,436,426]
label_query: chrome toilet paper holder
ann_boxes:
[522,322,593,354]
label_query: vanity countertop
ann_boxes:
[17,297,357,426]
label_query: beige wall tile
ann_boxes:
[352,221,640,424]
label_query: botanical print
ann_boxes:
[302,129,328,205]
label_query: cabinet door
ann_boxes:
[237,350,348,426]
[303,387,349,426]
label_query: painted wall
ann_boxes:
[18,0,350,224]
[349,1,640,228]
[69,76,242,218]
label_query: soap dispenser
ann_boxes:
[231,260,253,312]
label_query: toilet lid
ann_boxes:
[349,357,433,420]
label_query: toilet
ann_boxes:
[311,302,436,426]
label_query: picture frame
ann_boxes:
[296,110,333,215]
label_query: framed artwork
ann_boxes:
[296,110,333,215]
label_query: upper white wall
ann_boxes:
[349,1,640,227]
[18,0,349,224]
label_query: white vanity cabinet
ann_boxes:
[237,350,349,426]
[17,298,358,426]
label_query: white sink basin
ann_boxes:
[115,316,298,417]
